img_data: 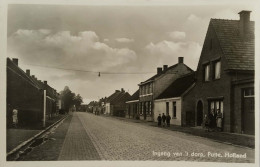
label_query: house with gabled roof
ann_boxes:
[7,58,59,128]
[105,88,131,117]
[182,10,255,135]
[138,57,193,121]
[154,72,195,125]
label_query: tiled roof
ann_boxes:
[127,89,139,101]
[106,90,131,104]
[110,92,131,104]
[156,72,195,99]
[106,91,121,103]
[142,63,193,84]
[211,19,254,71]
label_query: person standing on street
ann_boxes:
[209,109,215,131]
[157,114,162,127]
[162,113,166,127]
[12,108,18,128]
[216,109,223,131]
[166,114,171,127]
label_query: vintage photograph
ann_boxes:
[3,0,257,165]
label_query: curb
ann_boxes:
[7,114,69,160]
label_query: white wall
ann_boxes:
[154,98,182,125]
[105,103,110,114]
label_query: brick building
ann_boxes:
[105,88,131,117]
[182,11,255,135]
[7,58,59,128]
[138,57,193,121]
[125,89,139,119]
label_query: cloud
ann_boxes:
[115,38,134,43]
[168,31,186,40]
[103,38,109,42]
[187,14,201,22]
[144,40,201,70]
[8,29,137,73]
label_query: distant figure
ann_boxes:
[166,114,171,127]
[203,114,210,132]
[12,108,18,128]
[208,109,215,131]
[216,109,223,131]
[162,113,166,127]
[157,114,162,127]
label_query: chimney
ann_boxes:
[32,75,35,79]
[12,58,18,66]
[26,69,30,76]
[44,81,47,85]
[163,65,168,71]
[178,57,184,64]
[121,88,125,92]
[115,90,120,93]
[238,10,251,38]
[157,67,163,74]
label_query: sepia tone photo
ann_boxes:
[2,0,259,166]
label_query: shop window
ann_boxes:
[209,100,224,116]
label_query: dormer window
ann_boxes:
[204,64,210,81]
[214,60,221,79]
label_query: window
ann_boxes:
[149,101,152,115]
[214,61,221,79]
[149,83,152,94]
[166,102,169,115]
[209,100,224,117]
[145,102,149,115]
[204,64,210,81]
[172,102,177,118]
[244,88,254,97]
[140,102,143,115]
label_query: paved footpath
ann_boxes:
[20,112,255,162]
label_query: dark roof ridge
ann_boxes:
[211,18,255,23]
[7,57,42,89]
[142,62,193,83]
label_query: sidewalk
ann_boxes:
[7,114,67,152]
[103,114,255,149]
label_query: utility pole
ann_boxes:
[43,90,46,128]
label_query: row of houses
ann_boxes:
[125,10,255,135]
[6,57,61,128]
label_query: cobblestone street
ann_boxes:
[20,112,254,162]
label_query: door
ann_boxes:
[243,88,255,135]
[197,101,203,126]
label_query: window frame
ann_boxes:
[213,60,221,80]
[203,63,210,82]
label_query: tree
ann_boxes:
[73,94,83,111]
[60,86,79,112]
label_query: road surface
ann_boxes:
[19,112,254,162]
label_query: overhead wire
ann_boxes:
[22,63,157,75]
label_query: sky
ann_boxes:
[7,3,256,104]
